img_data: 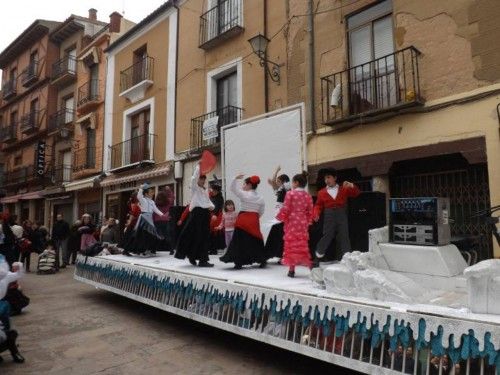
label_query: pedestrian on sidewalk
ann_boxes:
[175,161,215,267]
[51,213,70,269]
[276,171,314,277]
[220,174,267,269]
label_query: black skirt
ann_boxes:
[264,222,284,259]
[154,221,171,252]
[175,207,210,262]
[220,228,267,266]
[123,213,163,254]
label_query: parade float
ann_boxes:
[75,105,500,374]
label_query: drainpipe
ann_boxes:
[307,0,316,133]
[263,0,269,113]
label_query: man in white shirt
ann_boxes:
[175,161,215,267]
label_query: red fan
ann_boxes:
[200,150,217,175]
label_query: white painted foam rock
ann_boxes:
[323,263,354,295]
[464,259,500,314]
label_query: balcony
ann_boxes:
[199,0,243,50]
[51,56,77,86]
[108,133,156,171]
[21,61,38,87]
[2,78,17,100]
[321,47,423,129]
[48,108,75,134]
[4,165,35,186]
[20,110,43,134]
[0,124,18,144]
[73,147,96,172]
[50,165,72,184]
[77,79,101,114]
[119,57,154,103]
[190,105,242,152]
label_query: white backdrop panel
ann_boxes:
[222,105,305,240]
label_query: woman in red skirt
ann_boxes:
[220,174,267,269]
[276,171,314,277]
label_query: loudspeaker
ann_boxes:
[348,192,387,252]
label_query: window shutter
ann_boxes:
[373,16,394,60]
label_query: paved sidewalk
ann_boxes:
[1,266,358,374]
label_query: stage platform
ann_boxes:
[75,252,500,374]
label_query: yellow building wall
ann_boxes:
[111,18,170,162]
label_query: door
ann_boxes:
[90,64,99,99]
[86,127,96,168]
[67,48,77,73]
[130,109,150,164]
[64,97,74,124]
[30,98,39,126]
[133,46,148,85]
[216,72,238,126]
[348,0,394,114]
[62,151,72,182]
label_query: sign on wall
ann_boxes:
[35,140,46,177]
[202,116,219,141]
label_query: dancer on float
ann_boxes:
[264,166,290,262]
[313,168,360,262]
[276,171,314,277]
[220,174,267,269]
[123,183,166,257]
[208,180,225,254]
[175,161,215,267]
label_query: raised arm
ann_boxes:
[230,176,245,200]
[137,187,147,208]
[267,165,281,191]
[191,164,201,191]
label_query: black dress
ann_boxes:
[175,207,210,263]
[264,187,288,259]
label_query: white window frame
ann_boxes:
[206,57,242,113]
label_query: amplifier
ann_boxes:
[389,197,451,246]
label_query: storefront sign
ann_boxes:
[202,116,219,141]
[35,140,46,177]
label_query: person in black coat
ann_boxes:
[51,214,70,269]
[0,214,19,268]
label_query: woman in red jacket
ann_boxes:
[313,168,360,261]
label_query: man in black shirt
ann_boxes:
[51,214,70,269]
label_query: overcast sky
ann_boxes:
[0,0,167,56]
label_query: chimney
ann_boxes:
[109,12,123,33]
[88,8,97,21]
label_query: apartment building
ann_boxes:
[101,3,177,227]
[0,19,61,223]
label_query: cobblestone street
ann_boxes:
[1,266,358,374]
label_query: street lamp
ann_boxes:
[248,33,281,84]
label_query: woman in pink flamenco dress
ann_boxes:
[276,171,313,277]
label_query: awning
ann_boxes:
[0,194,22,204]
[20,191,44,200]
[64,176,99,192]
[100,162,172,188]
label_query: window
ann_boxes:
[130,109,150,163]
[133,45,148,84]
[86,126,96,168]
[216,71,238,124]
[63,96,74,123]
[14,155,22,166]
[29,51,38,65]
[66,47,77,73]
[10,110,17,125]
[62,150,72,181]
[9,68,17,82]
[30,98,39,114]
[90,64,99,98]
[347,0,394,112]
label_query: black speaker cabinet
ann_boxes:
[348,192,387,252]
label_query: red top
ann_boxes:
[313,184,360,220]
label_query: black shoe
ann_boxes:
[234,264,242,270]
[12,352,24,363]
[259,261,267,269]
[169,250,175,255]
[311,259,320,268]
[287,270,295,278]
[123,251,132,257]
[198,261,214,268]
[189,258,197,266]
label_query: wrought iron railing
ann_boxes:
[109,133,156,170]
[51,164,72,184]
[52,56,77,81]
[78,79,100,107]
[4,165,35,186]
[20,110,42,133]
[120,57,154,93]
[48,108,75,133]
[190,105,242,152]
[321,47,423,125]
[0,123,18,143]
[73,147,96,172]
[2,78,17,100]
[199,0,243,48]
[21,61,38,86]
